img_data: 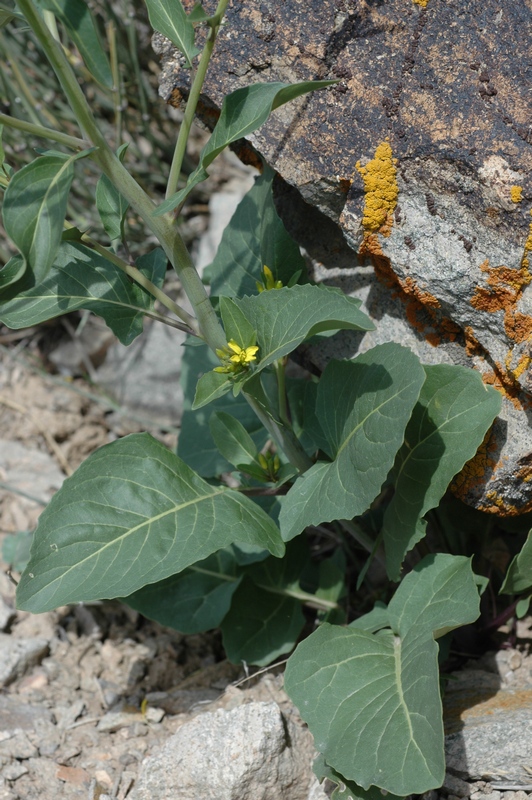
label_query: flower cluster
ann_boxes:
[214,339,259,374]
[256,265,283,293]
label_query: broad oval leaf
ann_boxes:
[209,411,259,470]
[205,165,307,297]
[382,364,502,581]
[38,0,113,87]
[3,155,75,285]
[0,242,166,345]
[144,0,199,68]
[16,433,284,613]
[285,554,481,796]
[156,81,335,215]
[235,283,374,374]
[280,344,425,542]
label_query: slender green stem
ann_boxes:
[78,232,198,331]
[275,358,289,426]
[0,112,88,150]
[106,20,122,144]
[243,390,313,474]
[339,518,385,565]
[166,0,230,199]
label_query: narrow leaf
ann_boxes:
[382,365,502,581]
[285,554,481,796]
[144,0,199,68]
[16,433,284,613]
[38,0,113,88]
[501,529,532,594]
[280,345,425,542]
[205,165,308,297]
[3,155,75,285]
[193,370,232,409]
[123,549,242,633]
[209,411,259,469]
[0,243,166,345]
[96,144,130,243]
[156,81,335,215]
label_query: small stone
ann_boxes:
[508,651,522,670]
[0,731,38,760]
[444,773,472,797]
[145,707,165,724]
[0,635,49,687]
[56,765,91,787]
[1,763,28,781]
[96,704,144,733]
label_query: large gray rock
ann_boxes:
[134,701,324,800]
[157,0,532,514]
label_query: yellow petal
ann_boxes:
[227,340,242,354]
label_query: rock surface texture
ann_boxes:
[157,0,532,514]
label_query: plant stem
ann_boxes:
[243,390,313,474]
[106,20,122,145]
[275,358,290,426]
[0,112,87,150]
[166,0,230,200]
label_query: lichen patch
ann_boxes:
[356,141,398,234]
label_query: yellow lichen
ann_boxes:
[356,141,398,234]
[511,185,523,203]
[522,210,532,270]
[412,0,429,6]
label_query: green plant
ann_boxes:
[0,1,525,797]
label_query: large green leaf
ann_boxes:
[3,155,75,286]
[38,0,113,87]
[235,284,374,374]
[205,165,307,297]
[220,297,256,349]
[285,554,481,796]
[16,433,284,613]
[280,344,425,542]
[178,339,268,476]
[144,0,199,68]
[209,411,259,470]
[313,755,403,800]
[96,144,129,243]
[123,549,242,633]
[382,365,502,581]
[0,243,166,345]
[501,529,532,594]
[156,81,335,215]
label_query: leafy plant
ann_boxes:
[0,1,525,797]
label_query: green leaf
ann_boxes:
[188,2,208,23]
[2,530,32,573]
[0,255,27,296]
[16,433,284,613]
[235,284,374,375]
[349,601,389,633]
[205,165,308,297]
[285,554,481,796]
[193,370,232,409]
[96,144,129,243]
[280,344,425,542]
[220,539,309,665]
[209,411,259,470]
[144,0,199,68]
[0,242,166,345]
[382,365,502,581]
[220,297,256,348]
[3,154,75,286]
[313,754,403,800]
[122,549,242,633]
[156,81,336,215]
[178,340,268,476]
[517,594,532,618]
[38,0,113,88]
[501,529,532,594]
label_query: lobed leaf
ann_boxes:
[156,81,335,215]
[16,433,284,612]
[0,242,166,345]
[285,554,481,796]
[144,0,199,68]
[382,365,502,581]
[280,344,425,542]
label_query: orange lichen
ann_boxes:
[451,429,498,500]
[481,489,532,516]
[356,141,398,235]
[523,210,532,270]
[511,185,523,203]
[464,326,482,356]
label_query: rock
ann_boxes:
[157,0,532,513]
[135,701,317,800]
[0,731,38,760]
[0,635,49,688]
[1,763,28,782]
[96,703,146,734]
[0,696,53,734]
[0,599,14,634]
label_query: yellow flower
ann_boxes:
[214,340,259,374]
[256,265,283,293]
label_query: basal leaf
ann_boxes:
[235,284,374,375]
[285,554,481,796]
[280,344,425,542]
[122,549,242,633]
[156,81,335,215]
[144,0,199,68]
[205,165,308,297]
[382,365,502,581]
[3,154,75,285]
[209,411,259,469]
[38,0,113,87]
[501,529,532,594]
[96,143,129,243]
[16,433,284,613]
[313,754,403,800]
[0,242,166,345]
[178,340,268,476]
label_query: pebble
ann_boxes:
[0,731,38,760]
[0,635,49,688]
[1,763,28,782]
